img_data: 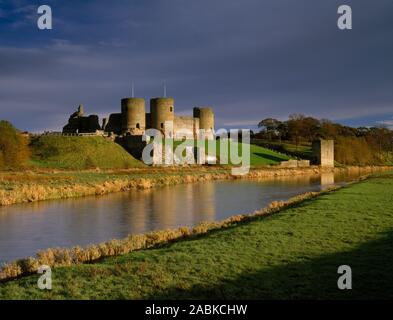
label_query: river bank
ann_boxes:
[0,165,391,207]
[0,188,327,282]
[1,171,393,298]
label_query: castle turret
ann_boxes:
[193,107,215,139]
[150,97,175,137]
[121,98,146,135]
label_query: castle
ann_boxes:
[63,97,215,140]
[61,100,335,168]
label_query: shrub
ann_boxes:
[335,137,377,165]
[0,121,30,170]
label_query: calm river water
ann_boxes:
[0,171,363,263]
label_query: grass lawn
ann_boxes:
[29,135,144,170]
[1,172,393,299]
[251,139,313,160]
[248,143,291,165]
[172,139,291,166]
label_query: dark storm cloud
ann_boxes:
[0,0,392,131]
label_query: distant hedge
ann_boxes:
[0,121,30,170]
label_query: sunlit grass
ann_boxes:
[170,139,291,166]
[30,135,144,170]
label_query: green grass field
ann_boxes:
[29,135,144,170]
[1,172,393,299]
[247,143,291,165]
[251,139,313,160]
[29,136,290,170]
[172,139,291,166]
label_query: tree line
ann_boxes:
[1,115,392,170]
[256,114,393,165]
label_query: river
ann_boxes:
[0,171,363,264]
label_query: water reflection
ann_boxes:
[320,172,335,186]
[0,171,363,263]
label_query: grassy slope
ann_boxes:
[251,139,313,160]
[248,143,291,165]
[30,136,288,170]
[1,172,393,299]
[30,136,144,169]
[172,140,291,166]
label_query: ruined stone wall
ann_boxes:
[105,113,122,135]
[312,139,334,167]
[280,160,310,168]
[117,135,147,159]
[79,115,101,133]
[63,114,100,134]
[63,118,80,134]
[174,116,199,139]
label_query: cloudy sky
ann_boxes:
[0,0,392,132]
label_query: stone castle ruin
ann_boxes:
[62,97,215,159]
[63,105,101,134]
[63,97,215,140]
[279,139,335,168]
[62,98,334,167]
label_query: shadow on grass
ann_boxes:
[253,152,287,163]
[148,230,393,300]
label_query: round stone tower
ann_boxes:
[193,107,214,131]
[121,98,146,135]
[150,98,175,136]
